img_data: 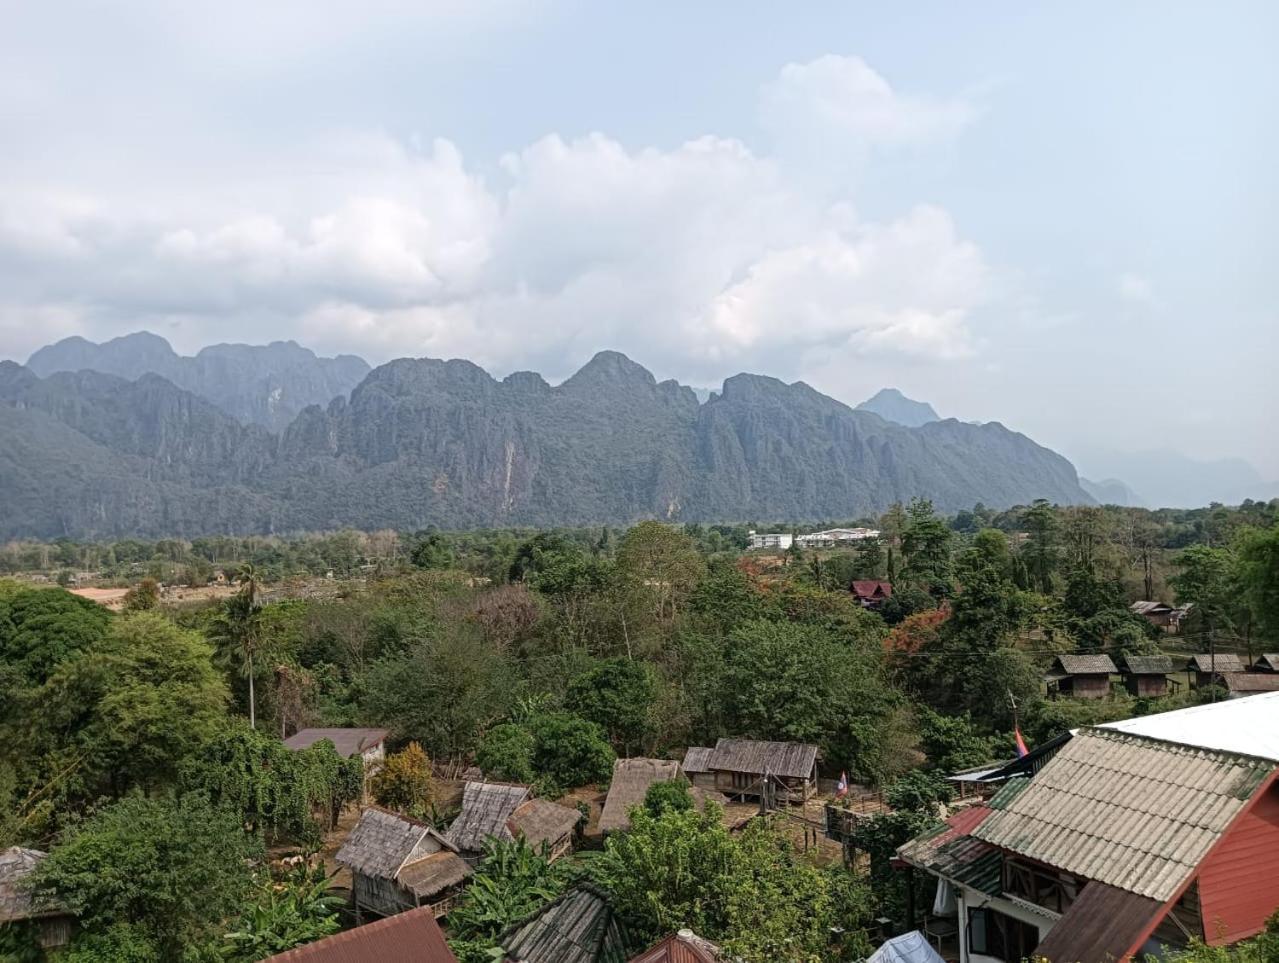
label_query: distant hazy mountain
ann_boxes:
[1072,447,1279,509]
[1079,477,1144,507]
[855,388,941,427]
[0,350,1094,539]
[27,331,370,432]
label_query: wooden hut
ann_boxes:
[599,758,727,834]
[336,808,472,921]
[444,781,531,863]
[499,884,628,963]
[507,798,583,861]
[0,848,74,951]
[1045,654,1117,700]
[283,728,389,768]
[680,747,716,792]
[704,738,819,803]
[851,580,893,609]
[1185,653,1247,689]
[1120,654,1176,698]
[1252,654,1279,673]
[1219,673,1279,699]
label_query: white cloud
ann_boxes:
[0,55,989,391]
[1118,272,1154,304]
[759,55,975,156]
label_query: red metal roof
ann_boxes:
[1032,882,1163,963]
[264,907,458,962]
[851,580,892,599]
[629,931,722,962]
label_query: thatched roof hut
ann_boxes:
[0,847,73,949]
[445,782,531,854]
[706,739,818,780]
[500,884,627,963]
[508,798,583,854]
[599,759,681,835]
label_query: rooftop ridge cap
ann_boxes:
[1082,725,1279,768]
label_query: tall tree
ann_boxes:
[1171,545,1236,649]
[1235,523,1279,638]
[1021,499,1059,594]
[211,565,265,728]
[900,498,953,593]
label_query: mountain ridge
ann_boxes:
[0,347,1094,539]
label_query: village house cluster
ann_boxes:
[746,527,882,551]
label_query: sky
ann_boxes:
[2,1,1277,481]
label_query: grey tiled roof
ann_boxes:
[1054,654,1118,675]
[971,728,1275,900]
[283,728,388,758]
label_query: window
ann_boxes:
[968,907,1040,962]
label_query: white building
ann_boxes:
[795,527,880,548]
[746,531,793,550]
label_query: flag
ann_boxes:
[836,772,849,797]
[1014,726,1029,759]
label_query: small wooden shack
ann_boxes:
[1252,654,1279,673]
[1130,601,1177,632]
[336,808,472,921]
[598,758,726,835]
[851,580,893,609]
[1045,654,1117,700]
[283,728,389,768]
[681,747,716,791]
[0,848,74,951]
[704,738,820,803]
[444,781,531,863]
[1185,653,1247,688]
[507,798,583,861]
[1218,672,1279,699]
[1120,654,1175,698]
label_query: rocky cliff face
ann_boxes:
[854,387,941,427]
[27,332,370,432]
[0,351,1094,539]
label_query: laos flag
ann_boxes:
[1014,726,1029,759]
[836,772,849,797]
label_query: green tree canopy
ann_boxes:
[565,658,657,755]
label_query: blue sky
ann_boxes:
[2,0,1276,480]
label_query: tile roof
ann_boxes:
[283,728,388,758]
[1099,691,1279,761]
[1186,653,1247,674]
[971,728,1276,900]
[896,806,1002,897]
[599,759,682,834]
[1030,881,1162,963]
[681,747,713,774]
[264,905,458,962]
[445,782,530,853]
[851,580,892,599]
[1053,654,1118,675]
[508,798,583,850]
[501,885,628,963]
[1122,654,1175,675]
[706,738,818,780]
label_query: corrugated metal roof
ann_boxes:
[283,728,388,758]
[264,905,458,962]
[445,782,530,853]
[1100,691,1279,761]
[971,728,1276,900]
[896,806,1002,897]
[1030,881,1162,963]
[501,885,628,963]
[707,739,818,779]
[1054,654,1118,675]
[628,931,722,963]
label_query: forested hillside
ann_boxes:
[2,501,1276,960]
[0,350,1093,538]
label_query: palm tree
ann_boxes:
[212,564,264,728]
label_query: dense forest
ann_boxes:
[2,498,1277,961]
